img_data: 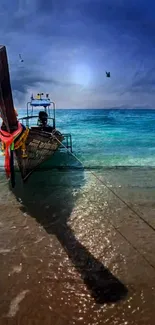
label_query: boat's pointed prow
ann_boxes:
[0,45,18,132]
[0,45,5,50]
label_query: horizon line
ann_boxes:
[16,107,155,110]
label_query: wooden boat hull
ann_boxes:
[15,128,64,181]
[0,45,71,185]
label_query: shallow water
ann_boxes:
[1,109,155,324]
[0,166,155,324]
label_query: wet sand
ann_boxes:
[0,168,155,324]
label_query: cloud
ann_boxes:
[125,67,155,95]
[1,0,155,108]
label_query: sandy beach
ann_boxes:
[0,167,155,325]
[1,0,155,321]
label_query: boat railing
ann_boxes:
[18,116,55,128]
[19,117,73,152]
[61,133,73,152]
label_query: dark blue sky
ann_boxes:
[1,0,155,108]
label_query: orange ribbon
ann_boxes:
[0,122,22,177]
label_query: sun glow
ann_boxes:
[72,64,92,86]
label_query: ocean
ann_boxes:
[1,108,155,169]
[1,108,155,325]
[55,108,155,168]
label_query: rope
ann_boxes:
[53,132,155,231]
[87,196,155,270]
[14,127,29,158]
[10,147,15,188]
[52,132,155,271]
[90,171,155,232]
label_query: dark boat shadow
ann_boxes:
[11,151,128,304]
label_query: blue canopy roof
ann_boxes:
[30,98,51,107]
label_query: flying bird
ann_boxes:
[19,54,24,62]
[106,71,110,77]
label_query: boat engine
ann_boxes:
[38,111,48,127]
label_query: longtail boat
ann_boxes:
[0,45,72,187]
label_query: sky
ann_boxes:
[1,0,155,108]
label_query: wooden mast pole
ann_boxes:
[0,45,18,132]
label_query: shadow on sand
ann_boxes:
[11,151,128,304]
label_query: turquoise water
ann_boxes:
[1,108,155,169]
[55,108,155,167]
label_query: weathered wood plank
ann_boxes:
[15,129,64,180]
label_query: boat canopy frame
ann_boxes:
[25,97,56,129]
